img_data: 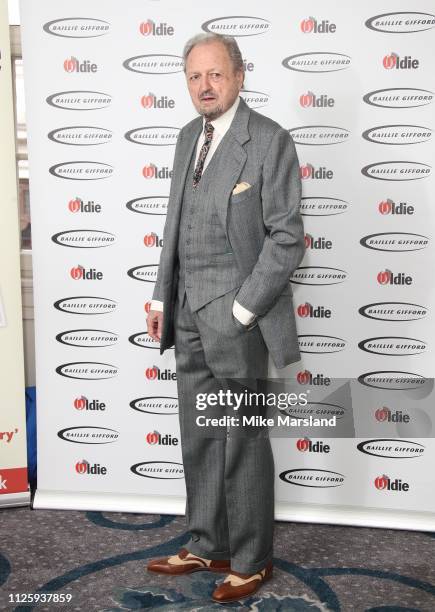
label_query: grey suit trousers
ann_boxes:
[173,278,275,573]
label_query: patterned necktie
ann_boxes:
[192,121,214,188]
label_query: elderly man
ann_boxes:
[146,33,305,603]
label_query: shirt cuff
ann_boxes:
[233,299,256,325]
[150,300,164,312]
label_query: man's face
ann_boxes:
[185,41,244,120]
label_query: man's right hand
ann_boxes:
[146,309,164,342]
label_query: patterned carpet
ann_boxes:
[0,505,434,611]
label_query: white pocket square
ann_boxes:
[232,181,251,195]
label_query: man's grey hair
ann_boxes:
[183,33,244,74]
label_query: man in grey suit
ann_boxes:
[146,33,305,603]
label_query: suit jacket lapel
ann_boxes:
[212,97,251,229]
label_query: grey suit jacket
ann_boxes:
[152,97,305,369]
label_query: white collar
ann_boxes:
[202,96,240,136]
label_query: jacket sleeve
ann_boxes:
[151,129,184,302]
[234,128,305,316]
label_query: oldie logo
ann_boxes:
[123,54,183,75]
[374,407,410,423]
[358,302,428,322]
[300,91,335,108]
[141,93,175,109]
[374,475,409,492]
[282,52,351,73]
[300,197,349,216]
[126,196,168,215]
[56,362,118,380]
[56,330,118,348]
[127,264,159,282]
[382,53,419,70]
[49,161,113,180]
[139,20,174,36]
[202,16,270,36]
[46,91,112,110]
[376,269,412,286]
[52,230,115,248]
[63,56,97,73]
[365,12,435,33]
[377,199,414,215]
[130,396,179,415]
[58,426,119,444]
[296,370,331,386]
[299,335,346,353]
[296,438,330,453]
[54,297,116,315]
[142,164,173,179]
[75,460,107,475]
[361,161,431,181]
[289,126,349,145]
[299,163,333,180]
[125,126,179,146]
[358,439,424,459]
[129,332,160,349]
[43,18,110,37]
[69,265,103,281]
[358,337,427,356]
[363,88,434,109]
[145,366,176,381]
[300,17,336,34]
[304,234,332,249]
[297,302,332,319]
[362,125,432,145]
[360,232,429,252]
[358,371,426,390]
[73,396,106,412]
[239,89,270,109]
[291,267,347,286]
[48,126,112,145]
[131,461,184,479]
[279,468,344,487]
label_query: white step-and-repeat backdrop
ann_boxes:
[21,0,435,529]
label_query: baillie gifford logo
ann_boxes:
[142,164,173,180]
[141,92,175,109]
[299,91,335,108]
[74,396,106,411]
[296,370,331,386]
[296,438,330,453]
[300,163,333,180]
[70,265,103,281]
[75,460,107,475]
[139,20,174,36]
[378,199,414,215]
[63,56,97,73]
[377,269,412,286]
[297,302,331,319]
[365,12,435,34]
[382,53,419,70]
[374,474,409,492]
[300,16,336,33]
[145,365,177,381]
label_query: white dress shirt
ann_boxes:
[151,95,255,326]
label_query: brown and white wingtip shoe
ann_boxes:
[211,561,273,603]
[147,547,231,575]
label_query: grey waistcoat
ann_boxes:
[177,138,244,311]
